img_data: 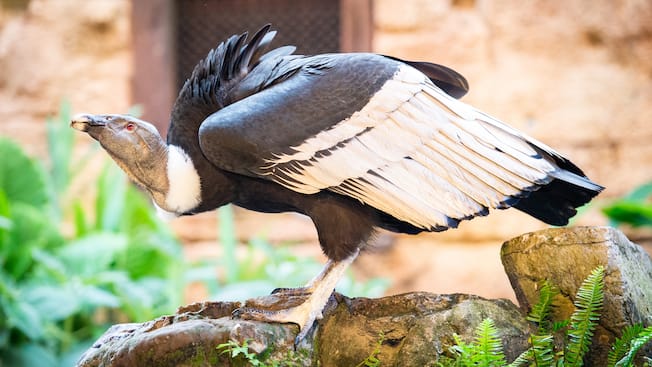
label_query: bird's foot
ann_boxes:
[232,292,326,343]
[233,250,360,344]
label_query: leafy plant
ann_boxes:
[442,319,507,367]
[217,339,272,367]
[438,266,651,367]
[602,182,652,228]
[510,266,605,367]
[0,105,190,366]
[565,267,605,365]
[356,332,385,367]
[216,338,307,367]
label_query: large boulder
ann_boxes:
[76,293,529,366]
[501,226,652,364]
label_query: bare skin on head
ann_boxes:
[70,114,199,215]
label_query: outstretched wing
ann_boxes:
[198,53,602,231]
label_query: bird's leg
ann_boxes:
[232,248,359,342]
[269,258,343,297]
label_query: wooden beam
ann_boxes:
[340,0,373,52]
[131,0,176,136]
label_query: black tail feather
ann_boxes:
[514,178,603,226]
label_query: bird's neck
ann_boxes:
[149,145,202,217]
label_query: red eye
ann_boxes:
[125,123,136,132]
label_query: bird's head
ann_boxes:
[71,113,169,194]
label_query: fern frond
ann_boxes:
[507,348,533,367]
[527,280,560,332]
[552,320,570,333]
[448,333,473,366]
[608,324,644,367]
[615,325,652,367]
[565,266,605,367]
[530,334,556,367]
[470,319,507,366]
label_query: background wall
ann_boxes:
[0,0,649,302]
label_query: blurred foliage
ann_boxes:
[0,102,185,366]
[602,182,652,228]
[0,102,388,366]
[200,206,389,302]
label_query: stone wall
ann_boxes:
[0,0,131,157]
[0,0,650,301]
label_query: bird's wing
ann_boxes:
[199,55,597,231]
[167,25,297,148]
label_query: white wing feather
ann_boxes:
[263,65,559,229]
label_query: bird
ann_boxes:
[71,24,603,342]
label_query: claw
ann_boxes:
[271,286,312,297]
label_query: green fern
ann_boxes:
[439,266,647,367]
[506,348,532,367]
[448,319,506,367]
[527,281,559,333]
[565,266,605,366]
[474,319,507,366]
[608,324,644,367]
[615,325,652,367]
[531,334,556,367]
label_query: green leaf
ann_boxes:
[78,284,121,309]
[615,325,652,367]
[602,181,652,227]
[527,280,559,332]
[566,266,605,366]
[531,334,555,367]
[602,201,652,227]
[1,296,45,339]
[622,182,652,202]
[0,214,10,230]
[5,203,63,280]
[46,99,74,197]
[608,324,644,367]
[0,138,49,208]
[57,233,128,277]
[471,318,506,366]
[72,200,89,237]
[219,205,238,283]
[95,164,127,232]
[21,283,80,321]
[2,342,58,367]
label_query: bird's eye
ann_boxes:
[125,123,136,132]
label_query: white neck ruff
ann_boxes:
[163,145,202,214]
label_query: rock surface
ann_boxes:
[502,226,652,364]
[77,226,652,366]
[76,293,529,366]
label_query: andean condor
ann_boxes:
[71,25,603,342]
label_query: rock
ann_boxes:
[501,226,652,364]
[77,300,304,367]
[318,293,529,366]
[76,293,529,366]
[79,226,651,366]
